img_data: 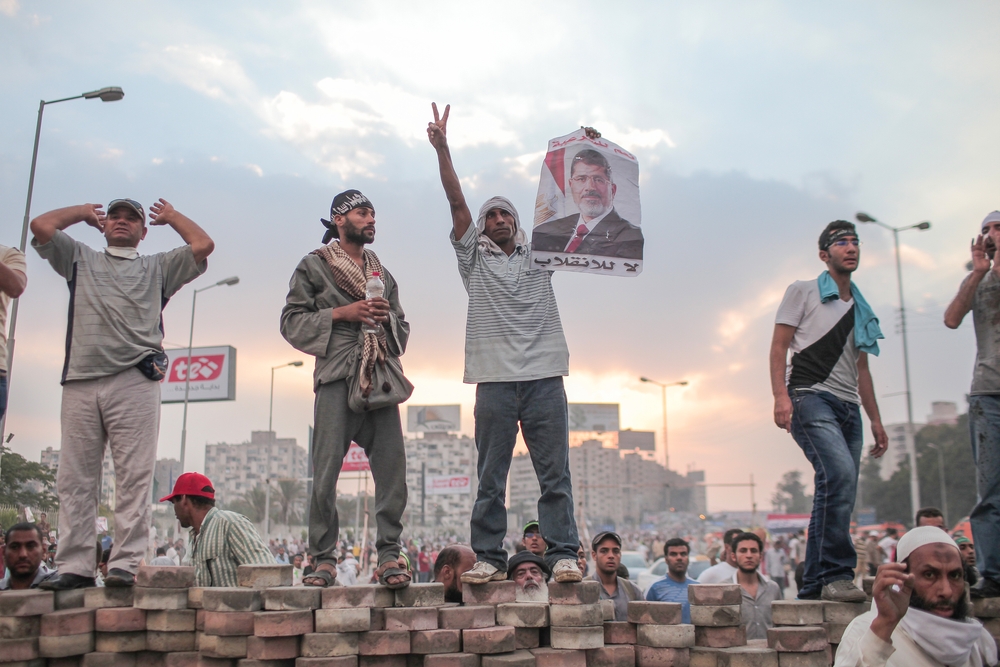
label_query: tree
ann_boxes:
[0,445,58,510]
[274,480,305,528]
[229,484,270,523]
[771,470,813,514]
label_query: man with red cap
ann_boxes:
[161,472,273,587]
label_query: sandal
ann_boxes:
[303,567,336,588]
[376,562,412,590]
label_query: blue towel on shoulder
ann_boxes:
[817,271,883,356]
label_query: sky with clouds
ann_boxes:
[1,1,997,512]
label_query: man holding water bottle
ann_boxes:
[280,190,411,589]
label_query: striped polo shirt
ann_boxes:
[451,224,569,384]
[190,507,276,587]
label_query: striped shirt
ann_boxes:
[32,230,205,382]
[451,224,569,383]
[190,507,275,587]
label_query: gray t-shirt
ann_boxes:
[971,271,1000,395]
[33,230,206,382]
[451,224,569,383]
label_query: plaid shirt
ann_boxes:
[190,507,274,587]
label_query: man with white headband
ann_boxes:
[835,526,998,667]
[944,210,1000,599]
[427,103,582,585]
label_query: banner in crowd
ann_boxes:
[765,513,811,534]
[531,129,643,277]
[161,346,237,403]
[342,442,371,472]
[424,475,472,496]
[407,405,461,433]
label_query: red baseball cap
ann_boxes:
[159,472,216,502]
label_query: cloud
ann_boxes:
[0,0,18,17]
[245,163,263,177]
[153,44,256,103]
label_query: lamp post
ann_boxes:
[639,377,688,470]
[925,443,949,526]
[1,87,125,442]
[855,212,931,515]
[178,276,239,472]
[263,361,304,540]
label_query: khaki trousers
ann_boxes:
[55,368,159,577]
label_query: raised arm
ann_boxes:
[30,203,106,245]
[0,257,26,299]
[857,352,888,458]
[944,234,991,329]
[770,323,795,431]
[427,103,473,239]
[149,199,215,263]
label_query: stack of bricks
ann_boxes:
[0,589,56,665]
[628,599,690,667]
[770,599,863,666]
[974,598,1000,653]
[688,584,779,667]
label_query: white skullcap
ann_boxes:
[895,526,959,562]
[981,210,1000,232]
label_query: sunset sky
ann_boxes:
[1,2,997,512]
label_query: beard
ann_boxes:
[516,581,549,603]
[577,197,608,220]
[343,226,373,245]
[910,591,969,620]
[444,582,463,604]
[738,565,758,575]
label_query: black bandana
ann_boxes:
[320,190,375,244]
[819,224,858,251]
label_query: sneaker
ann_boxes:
[970,578,1000,599]
[552,559,583,583]
[821,579,866,603]
[460,561,507,584]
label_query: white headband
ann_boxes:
[981,210,1000,232]
[895,526,959,562]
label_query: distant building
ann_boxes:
[404,432,477,529]
[878,422,926,481]
[40,447,60,471]
[927,401,959,426]
[204,431,308,507]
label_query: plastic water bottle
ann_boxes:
[363,272,385,334]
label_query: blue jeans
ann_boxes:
[471,377,579,570]
[969,395,1000,582]
[789,388,863,599]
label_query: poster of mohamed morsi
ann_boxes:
[530,129,643,277]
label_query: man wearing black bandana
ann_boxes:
[770,220,889,602]
[280,190,411,589]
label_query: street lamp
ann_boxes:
[855,211,932,515]
[1,86,125,441]
[639,377,688,470]
[925,443,949,526]
[269,361,304,436]
[179,276,239,472]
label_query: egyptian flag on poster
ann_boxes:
[530,129,643,277]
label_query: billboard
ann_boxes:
[618,429,656,451]
[765,514,811,534]
[407,405,461,433]
[342,443,370,472]
[568,403,620,432]
[161,346,236,403]
[424,475,472,496]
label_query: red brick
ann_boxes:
[0,590,54,616]
[200,632,249,658]
[239,659,298,667]
[604,623,636,645]
[424,654,481,667]
[300,633,360,657]
[358,657,407,667]
[695,627,746,649]
[411,629,462,654]
[497,603,549,628]
[716,647,778,667]
[54,588,87,610]
[41,608,95,635]
[188,587,206,609]
[587,645,635,667]
[549,626,604,650]
[147,609,198,632]
[198,656,237,667]
[316,609,372,634]
[39,632,94,658]
[627,603,682,626]
[548,583,601,606]
[637,625,695,648]
[689,607,741,627]
[530,648,587,667]
[322,586,395,609]
[205,611,257,636]
[238,565,293,589]
[462,582,517,606]
[690,647,722,667]
[164,652,202,667]
[820,603,865,625]
[83,587,134,609]
[296,657,359,667]
[822,623,847,644]
[687,587,740,607]
[49,657,86,667]
[463,626,516,655]
[95,630,146,652]
[600,601,615,622]
[357,631,410,655]
[255,610,314,637]
[482,649,537,667]
[265,587,322,611]
[550,605,603,628]
[137,565,197,588]
[134,652,168,667]
[203,588,263,612]
[247,635,300,660]
[764,628,827,653]
[775,651,830,667]
[370,609,387,631]
[384,607,438,631]
[0,614,40,639]
[440,606,496,630]
[147,630,197,651]
[393,584,445,608]
[198,609,207,631]
[635,647,690,667]
[95,606,147,632]
[82,652,138,667]
[770,603,823,627]
[0,637,37,662]
[516,628,541,650]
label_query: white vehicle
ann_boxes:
[619,551,649,582]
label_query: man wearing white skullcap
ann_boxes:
[944,210,1000,599]
[835,527,998,667]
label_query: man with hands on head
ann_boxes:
[770,220,889,603]
[834,527,998,667]
[30,198,212,591]
[944,210,1000,600]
